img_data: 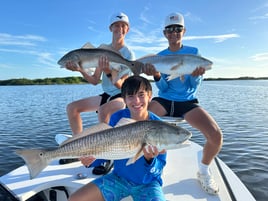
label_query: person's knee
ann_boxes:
[148,101,166,116]
[68,195,74,201]
[67,102,77,115]
[210,127,223,148]
[68,194,80,201]
[97,104,105,115]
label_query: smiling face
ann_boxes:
[121,76,152,120]
[125,88,152,118]
[110,21,129,40]
[163,25,186,46]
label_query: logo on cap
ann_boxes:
[170,15,179,21]
[110,12,129,27]
[164,12,184,28]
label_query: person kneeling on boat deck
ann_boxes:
[63,12,135,175]
[68,75,167,201]
[143,12,223,195]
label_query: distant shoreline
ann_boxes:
[0,76,268,86]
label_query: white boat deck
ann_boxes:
[0,141,256,201]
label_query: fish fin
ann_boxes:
[136,54,157,60]
[81,123,112,135]
[115,118,137,127]
[167,73,180,81]
[126,144,146,165]
[98,44,121,55]
[126,158,135,165]
[55,134,72,145]
[170,61,183,71]
[60,123,112,146]
[81,42,95,49]
[126,154,143,166]
[15,149,51,179]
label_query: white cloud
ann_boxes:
[0,48,57,68]
[128,28,164,44]
[139,6,151,24]
[37,52,56,67]
[127,23,240,57]
[184,34,240,43]
[250,53,268,61]
[249,13,268,20]
[184,12,203,23]
[0,33,46,46]
[0,33,56,67]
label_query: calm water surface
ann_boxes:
[0,80,267,201]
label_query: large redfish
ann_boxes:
[16,119,191,179]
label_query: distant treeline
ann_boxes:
[0,76,268,86]
[0,77,88,86]
[206,76,268,81]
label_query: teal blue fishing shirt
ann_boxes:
[155,45,203,101]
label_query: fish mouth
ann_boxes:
[180,140,191,147]
[175,140,191,148]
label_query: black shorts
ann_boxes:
[152,97,199,117]
[99,92,122,106]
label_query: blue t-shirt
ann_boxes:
[109,108,166,185]
[155,45,203,101]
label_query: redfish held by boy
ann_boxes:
[57,47,143,75]
[137,54,213,81]
[15,119,191,179]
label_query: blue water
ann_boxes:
[0,80,267,201]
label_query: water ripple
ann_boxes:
[1,81,268,200]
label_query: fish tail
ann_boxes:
[15,149,51,179]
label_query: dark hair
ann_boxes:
[121,75,152,98]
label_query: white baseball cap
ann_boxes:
[110,12,129,27]
[164,12,184,28]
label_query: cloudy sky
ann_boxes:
[1,0,268,80]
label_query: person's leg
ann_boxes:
[148,100,168,116]
[90,173,130,201]
[68,182,104,201]
[184,107,222,194]
[184,107,222,165]
[132,181,165,201]
[98,97,126,123]
[66,96,101,135]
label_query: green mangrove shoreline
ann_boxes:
[0,76,268,86]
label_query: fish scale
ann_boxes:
[137,54,213,80]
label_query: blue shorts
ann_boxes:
[92,173,165,201]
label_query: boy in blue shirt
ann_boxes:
[69,75,166,201]
[143,12,222,195]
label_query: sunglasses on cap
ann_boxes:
[164,26,184,33]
